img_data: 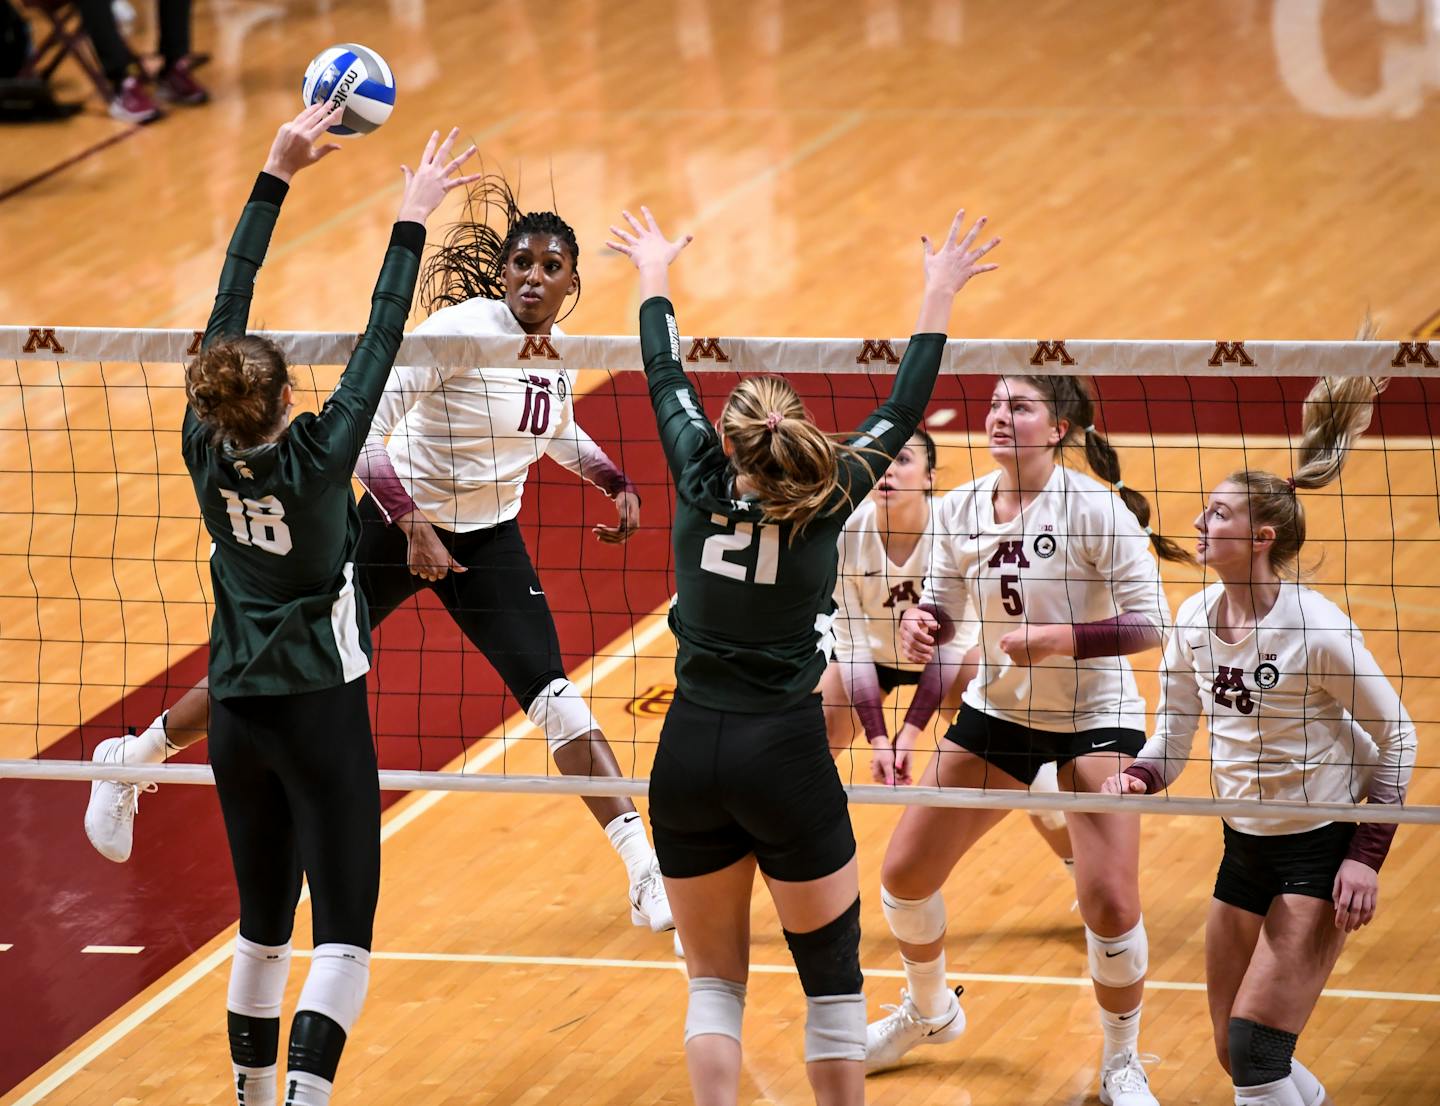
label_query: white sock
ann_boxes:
[235,1066,277,1106]
[1099,1003,1142,1066]
[111,713,170,763]
[901,953,951,1019]
[1290,1059,1326,1106]
[282,1070,334,1106]
[604,812,654,885]
[1234,1075,1306,1106]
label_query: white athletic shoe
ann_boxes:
[629,859,675,932]
[84,737,156,863]
[865,986,966,1072]
[1099,1050,1160,1106]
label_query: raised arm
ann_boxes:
[303,129,481,482]
[606,209,714,479]
[836,211,1001,502]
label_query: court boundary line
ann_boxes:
[0,125,142,205]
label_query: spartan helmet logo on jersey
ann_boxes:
[1254,662,1280,690]
[232,458,255,480]
[1033,534,1057,558]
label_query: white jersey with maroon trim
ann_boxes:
[922,465,1170,732]
[363,298,615,532]
[834,498,974,673]
[1133,582,1416,836]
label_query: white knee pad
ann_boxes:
[296,944,370,1035]
[684,977,746,1044]
[227,936,292,1019]
[804,994,865,1063]
[881,886,947,946]
[1086,919,1148,989]
[526,678,600,754]
[1030,761,1067,830]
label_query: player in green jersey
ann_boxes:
[608,205,999,1106]
[184,105,478,1106]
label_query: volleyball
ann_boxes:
[300,43,396,136]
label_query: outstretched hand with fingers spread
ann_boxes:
[397,128,483,226]
[606,207,693,271]
[921,209,1002,296]
[263,102,347,183]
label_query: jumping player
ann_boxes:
[185,107,478,1106]
[609,203,999,1105]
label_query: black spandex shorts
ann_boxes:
[649,693,856,882]
[1214,822,1355,916]
[210,677,380,950]
[875,663,920,697]
[357,494,564,710]
[942,702,1145,785]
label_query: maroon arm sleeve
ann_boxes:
[1072,612,1163,660]
[353,439,418,525]
[902,660,948,732]
[1123,763,1165,794]
[1346,820,1399,872]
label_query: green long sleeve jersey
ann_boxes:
[640,296,945,713]
[181,173,424,699]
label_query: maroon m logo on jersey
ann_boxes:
[1212,665,1254,714]
[987,540,1031,568]
[882,580,921,609]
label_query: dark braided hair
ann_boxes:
[1015,375,1195,566]
[418,170,581,320]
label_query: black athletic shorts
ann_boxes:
[942,702,1145,785]
[649,693,856,882]
[875,663,920,697]
[1214,822,1355,916]
[210,677,380,950]
[356,494,564,710]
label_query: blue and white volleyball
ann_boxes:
[301,43,396,136]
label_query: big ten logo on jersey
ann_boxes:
[686,337,730,363]
[882,580,921,609]
[1212,665,1255,714]
[516,373,561,436]
[987,539,1030,616]
[856,339,900,366]
[1033,524,1057,559]
[626,684,675,718]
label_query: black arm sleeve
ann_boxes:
[304,221,426,483]
[834,333,946,503]
[639,295,718,479]
[185,172,290,442]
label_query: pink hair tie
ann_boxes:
[1286,476,1297,491]
[765,410,784,431]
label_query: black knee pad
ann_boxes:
[1228,1017,1298,1087]
[227,1011,280,1068]
[782,897,863,997]
[287,1010,348,1082]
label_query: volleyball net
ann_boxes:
[0,325,1436,824]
